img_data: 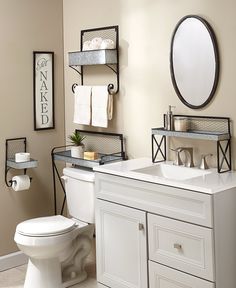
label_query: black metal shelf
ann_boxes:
[51,130,125,215]
[69,26,119,95]
[152,115,231,173]
[5,138,37,187]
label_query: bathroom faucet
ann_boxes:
[170,148,183,166]
[178,147,194,168]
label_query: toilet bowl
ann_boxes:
[14,167,95,288]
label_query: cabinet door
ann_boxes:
[96,199,148,288]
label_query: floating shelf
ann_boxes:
[7,159,38,170]
[69,49,117,66]
[152,128,230,141]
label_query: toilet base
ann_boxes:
[24,257,62,288]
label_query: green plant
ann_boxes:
[68,131,86,146]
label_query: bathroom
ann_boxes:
[1,0,236,287]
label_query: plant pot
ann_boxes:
[70,145,84,158]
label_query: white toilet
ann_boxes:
[14,167,95,288]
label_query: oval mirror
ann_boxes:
[170,15,219,109]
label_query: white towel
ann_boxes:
[73,85,92,125]
[92,86,113,128]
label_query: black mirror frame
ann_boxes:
[170,15,220,109]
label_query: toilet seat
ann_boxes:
[16,215,76,237]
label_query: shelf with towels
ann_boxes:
[152,115,232,173]
[68,25,119,95]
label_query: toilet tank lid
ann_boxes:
[63,167,95,182]
[16,215,76,236]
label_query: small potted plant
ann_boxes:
[68,131,86,158]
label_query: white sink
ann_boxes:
[133,163,211,181]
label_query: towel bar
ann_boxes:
[72,83,116,95]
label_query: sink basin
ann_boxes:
[133,163,211,181]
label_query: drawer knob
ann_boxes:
[173,243,182,250]
[138,223,144,230]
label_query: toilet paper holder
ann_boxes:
[5,137,37,188]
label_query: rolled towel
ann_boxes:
[91,37,103,50]
[82,40,93,51]
[73,85,92,125]
[101,39,115,49]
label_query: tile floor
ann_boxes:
[0,260,97,288]
[0,240,98,288]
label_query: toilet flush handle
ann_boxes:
[61,175,68,182]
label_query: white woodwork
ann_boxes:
[95,168,236,288]
[149,261,215,288]
[148,213,214,281]
[96,199,148,288]
[95,173,213,227]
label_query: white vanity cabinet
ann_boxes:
[95,170,236,288]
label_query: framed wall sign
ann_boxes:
[33,51,54,130]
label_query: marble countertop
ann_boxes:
[94,158,236,194]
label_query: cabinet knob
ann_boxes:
[138,223,144,231]
[173,243,182,250]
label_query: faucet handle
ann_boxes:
[199,153,213,170]
[170,148,183,166]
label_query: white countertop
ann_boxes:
[94,158,236,194]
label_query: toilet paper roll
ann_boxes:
[15,152,30,162]
[12,175,31,191]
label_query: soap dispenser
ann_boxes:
[164,105,175,130]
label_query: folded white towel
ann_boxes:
[73,85,92,125]
[91,37,103,50]
[100,39,115,49]
[92,86,113,128]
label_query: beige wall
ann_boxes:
[0,0,64,256]
[63,0,236,168]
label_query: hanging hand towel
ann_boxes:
[92,86,113,128]
[73,85,92,125]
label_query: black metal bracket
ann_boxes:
[152,134,166,163]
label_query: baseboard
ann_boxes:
[0,251,28,271]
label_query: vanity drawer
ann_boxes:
[149,261,215,288]
[148,213,215,281]
[95,173,213,227]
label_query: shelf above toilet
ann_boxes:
[53,150,123,169]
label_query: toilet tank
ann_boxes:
[62,167,95,224]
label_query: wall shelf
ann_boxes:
[152,115,231,173]
[5,137,37,187]
[68,25,119,95]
